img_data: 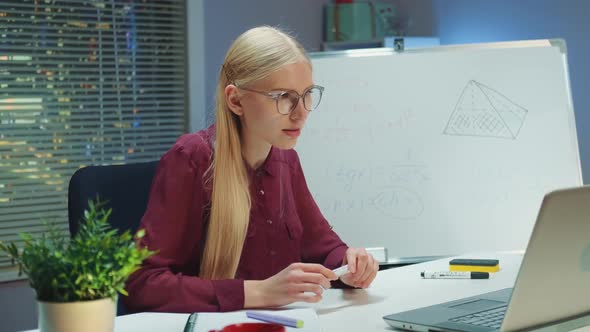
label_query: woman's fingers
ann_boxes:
[292,282,324,296]
[297,271,332,289]
[361,259,380,288]
[293,262,337,280]
[294,292,323,303]
[357,255,376,285]
[346,248,369,282]
[341,247,379,288]
[345,249,357,273]
[284,282,325,303]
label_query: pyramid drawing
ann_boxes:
[444,80,528,139]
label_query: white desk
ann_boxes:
[25,253,590,332]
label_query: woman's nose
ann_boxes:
[289,99,308,121]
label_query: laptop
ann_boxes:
[383,186,590,332]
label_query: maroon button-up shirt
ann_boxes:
[123,126,349,313]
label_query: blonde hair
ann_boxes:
[200,26,309,279]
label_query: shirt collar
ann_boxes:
[262,146,282,177]
[245,146,280,177]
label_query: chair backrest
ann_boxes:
[67,160,158,316]
[67,161,158,237]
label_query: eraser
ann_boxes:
[449,258,500,273]
[332,265,350,277]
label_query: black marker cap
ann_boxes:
[471,272,490,279]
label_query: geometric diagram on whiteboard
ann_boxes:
[370,186,424,220]
[443,80,528,139]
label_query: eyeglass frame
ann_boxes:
[236,84,325,115]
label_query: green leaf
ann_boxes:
[118,288,129,296]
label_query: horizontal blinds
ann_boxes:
[0,0,187,281]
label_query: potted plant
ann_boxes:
[0,199,155,332]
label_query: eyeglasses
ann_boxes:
[237,85,324,115]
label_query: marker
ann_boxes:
[332,265,350,277]
[421,271,489,279]
[246,311,304,328]
[183,312,198,332]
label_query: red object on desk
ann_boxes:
[208,323,285,332]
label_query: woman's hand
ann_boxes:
[244,263,337,308]
[339,247,379,288]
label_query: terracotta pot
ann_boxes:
[38,297,116,332]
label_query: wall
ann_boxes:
[395,0,437,36]
[434,0,590,182]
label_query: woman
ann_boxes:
[124,26,379,313]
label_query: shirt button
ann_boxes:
[266,219,273,224]
[270,250,277,255]
[259,190,265,196]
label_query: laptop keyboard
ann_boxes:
[449,305,507,329]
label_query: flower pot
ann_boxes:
[38,297,116,332]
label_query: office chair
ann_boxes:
[67,160,159,315]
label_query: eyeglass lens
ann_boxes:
[277,87,323,115]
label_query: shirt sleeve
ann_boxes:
[291,151,349,273]
[123,142,244,313]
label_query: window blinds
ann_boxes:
[0,0,187,281]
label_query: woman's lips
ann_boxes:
[282,129,301,138]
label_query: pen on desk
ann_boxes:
[246,311,304,328]
[421,271,489,279]
[183,312,198,332]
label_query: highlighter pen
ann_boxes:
[421,271,489,279]
[246,311,304,328]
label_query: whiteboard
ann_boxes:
[296,40,581,259]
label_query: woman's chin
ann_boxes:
[273,138,298,150]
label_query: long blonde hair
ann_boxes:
[200,26,309,279]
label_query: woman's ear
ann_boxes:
[225,84,243,116]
